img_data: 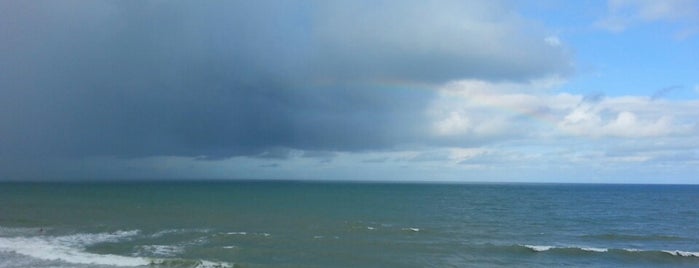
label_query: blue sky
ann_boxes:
[1,0,698,183]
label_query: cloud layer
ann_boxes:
[430,79,698,140]
[0,0,570,161]
[2,1,696,182]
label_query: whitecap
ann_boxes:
[662,250,699,257]
[0,233,152,266]
[524,245,553,252]
[226,232,247,235]
[151,228,211,238]
[151,229,181,238]
[402,228,420,232]
[522,244,608,253]
[225,231,272,237]
[580,247,608,252]
[195,259,234,268]
[54,230,140,246]
[0,226,237,267]
[136,244,184,257]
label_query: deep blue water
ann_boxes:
[1,181,698,267]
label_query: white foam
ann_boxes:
[195,260,233,268]
[55,230,140,246]
[0,230,153,266]
[0,227,238,267]
[625,248,699,258]
[524,245,553,252]
[662,250,699,257]
[136,244,184,257]
[224,231,270,237]
[0,237,150,266]
[366,227,376,230]
[523,244,609,253]
[402,228,420,232]
[521,245,698,258]
[151,228,211,238]
[581,247,608,253]
[151,229,180,238]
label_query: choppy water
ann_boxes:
[1,181,698,267]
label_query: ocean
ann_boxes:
[0,181,697,267]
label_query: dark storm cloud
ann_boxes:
[0,1,570,160]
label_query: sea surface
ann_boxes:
[0,181,698,267]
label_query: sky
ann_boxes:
[1,0,698,183]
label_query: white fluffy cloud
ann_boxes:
[429,79,698,140]
[416,77,699,182]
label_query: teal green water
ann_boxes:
[1,181,698,267]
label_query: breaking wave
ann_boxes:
[0,230,150,266]
[519,244,699,260]
[0,227,233,267]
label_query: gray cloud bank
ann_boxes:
[0,1,570,161]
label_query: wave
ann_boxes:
[135,244,184,257]
[221,231,271,237]
[522,245,607,253]
[581,247,608,253]
[519,244,699,260]
[0,230,151,266]
[150,228,211,238]
[0,227,234,267]
[151,259,234,268]
[523,245,553,252]
[662,250,699,257]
